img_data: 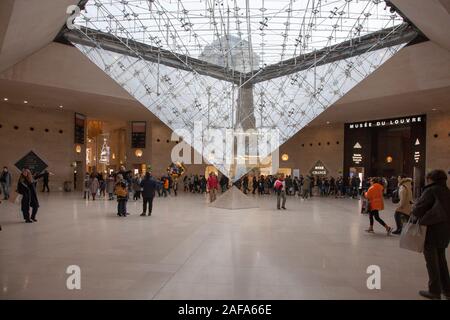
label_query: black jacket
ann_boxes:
[412,181,450,248]
[17,179,39,211]
[140,176,161,198]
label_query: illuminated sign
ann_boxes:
[310,160,328,176]
[347,116,423,129]
[414,151,421,163]
[352,153,363,164]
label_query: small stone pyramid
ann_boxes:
[209,186,259,210]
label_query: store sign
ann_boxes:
[347,115,423,129]
[310,161,328,176]
[15,151,48,175]
[414,151,421,163]
[352,153,363,164]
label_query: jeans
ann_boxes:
[394,211,409,231]
[117,199,127,216]
[423,244,450,296]
[277,191,286,209]
[142,197,154,215]
[0,182,10,199]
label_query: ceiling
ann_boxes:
[392,0,450,52]
[0,0,78,73]
[0,78,158,122]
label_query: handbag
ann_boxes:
[360,197,369,214]
[9,191,22,205]
[399,217,427,253]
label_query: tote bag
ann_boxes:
[399,217,427,253]
[360,197,369,214]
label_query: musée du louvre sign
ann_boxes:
[347,115,423,129]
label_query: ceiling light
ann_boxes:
[431,108,437,111]
[59,105,64,109]
[24,100,28,104]
[326,121,330,124]
[3,98,8,101]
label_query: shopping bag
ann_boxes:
[8,191,22,205]
[399,217,427,253]
[360,197,369,214]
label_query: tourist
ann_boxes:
[207,172,219,202]
[35,169,50,192]
[364,177,392,234]
[302,175,311,199]
[392,175,413,235]
[274,174,286,210]
[173,177,178,196]
[242,175,249,194]
[83,173,90,199]
[200,175,207,193]
[140,172,160,216]
[107,173,115,200]
[98,172,106,198]
[411,169,450,300]
[17,168,39,223]
[132,174,142,200]
[89,172,99,200]
[258,176,265,195]
[115,174,128,217]
[0,166,12,200]
[252,175,257,194]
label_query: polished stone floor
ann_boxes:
[0,191,444,300]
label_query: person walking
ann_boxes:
[89,173,99,200]
[207,172,219,203]
[302,175,311,200]
[114,174,128,217]
[83,173,90,199]
[274,174,287,210]
[140,172,160,216]
[35,169,50,192]
[107,173,116,200]
[0,166,12,200]
[364,178,392,234]
[132,174,142,200]
[17,168,39,223]
[392,175,413,235]
[411,169,450,300]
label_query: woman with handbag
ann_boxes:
[17,168,39,223]
[392,175,413,235]
[411,169,450,300]
[364,177,392,235]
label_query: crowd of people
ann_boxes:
[1,163,448,300]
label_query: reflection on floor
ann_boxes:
[0,191,443,300]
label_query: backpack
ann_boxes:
[274,180,283,191]
[115,184,128,198]
[392,188,400,204]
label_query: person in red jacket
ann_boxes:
[207,172,219,203]
[364,177,392,235]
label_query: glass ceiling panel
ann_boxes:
[75,0,404,73]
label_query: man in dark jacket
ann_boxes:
[140,172,161,216]
[411,169,450,300]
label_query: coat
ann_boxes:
[207,175,218,190]
[89,177,99,194]
[17,178,39,211]
[365,183,384,211]
[140,177,160,198]
[411,181,450,248]
[396,178,413,215]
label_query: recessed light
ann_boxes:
[59,105,64,109]
[326,121,330,124]
[3,98,8,101]
[24,100,28,104]
[431,108,437,111]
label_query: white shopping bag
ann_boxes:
[399,217,427,253]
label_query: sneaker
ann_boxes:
[386,226,393,236]
[282,207,286,210]
[392,229,402,235]
[31,218,37,222]
[140,213,146,216]
[25,220,33,223]
[365,228,374,233]
[419,290,441,300]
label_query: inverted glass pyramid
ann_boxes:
[70,0,411,181]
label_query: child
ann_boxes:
[115,174,128,217]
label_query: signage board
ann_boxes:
[15,151,48,175]
[309,160,328,176]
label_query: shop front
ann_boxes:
[344,114,426,196]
